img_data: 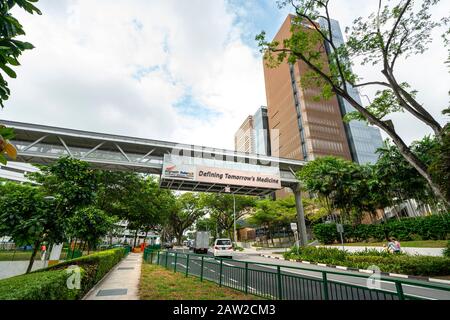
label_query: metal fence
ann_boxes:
[143,249,450,300]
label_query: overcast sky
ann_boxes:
[1,0,449,150]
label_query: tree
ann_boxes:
[0,182,64,273]
[27,157,99,255]
[0,124,16,164]
[0,0,41,164]
[200,193,256,240]
[168,193,206,246]
[195,217,218,238]
[66,206,116,253]
[28,157,99,217]
[375,137,442,209]
[257,0,450,207]
[297,156,364,223]
[248,199,280,245]
[429,126,450,203]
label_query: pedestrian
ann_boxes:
[387,237,401,254]
[40,244,47,261]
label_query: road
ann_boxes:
[159,248,450,300]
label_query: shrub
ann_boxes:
[312,223,338,244]
[313,214,450,244]
[36,247,126,296]
[443,241,450,258]
[0,268,85,300]
[283,247,450,276]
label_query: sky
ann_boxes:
[1,0,449,151]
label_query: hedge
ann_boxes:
[0,248,126,300]
[0,268,85,300]
[283,247,450,276]
[313,214,450,244]
[42,248,127,293]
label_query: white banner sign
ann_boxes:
[162,162,281,189]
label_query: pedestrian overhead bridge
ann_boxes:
[0,119,309,245]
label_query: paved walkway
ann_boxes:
[83,253,142,300]
[0,261,48,280]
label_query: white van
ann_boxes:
[213,238,233,258]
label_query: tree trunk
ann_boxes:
[177,231,183,246]
[26,240,41,274]
[133,230,138,248]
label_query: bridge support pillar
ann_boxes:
[291,183,308,247]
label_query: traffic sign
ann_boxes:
[336,223,344,233]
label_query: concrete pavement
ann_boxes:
[83,252,142,300]
[0,260,48,280]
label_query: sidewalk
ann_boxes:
[83,252,142,300]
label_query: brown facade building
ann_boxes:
[263,14,352,163]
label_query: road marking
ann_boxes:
[429,278,450,285]
[229,279,238,283]
[387,273,408,278]
[223,262,234,267]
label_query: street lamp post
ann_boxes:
[224,186,238,244]
[233,194,237,244]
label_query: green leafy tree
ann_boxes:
[0,182,63,273]
[168,193,206,246]
[375,137,442,209]
[195,217,218,238]
[429,126,450,203]
[248,199,280,245]
[200,193,256,240]
[125,177,176,246]
[0,1,41,164]
[257,0,450,207]
[28,157,99,217]
[297,156,364,223]
[66,206,116,253]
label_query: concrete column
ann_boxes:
[291,183,308,247]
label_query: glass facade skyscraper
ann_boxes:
[253,106,271,156]
[319,18,384,164]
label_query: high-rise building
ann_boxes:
[263,14,383,164]
[234,115,255,153]
[234,106,272,155]
[263,15,352,162]
[253,106,271,156]
[319,18,383,164]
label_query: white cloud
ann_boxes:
[1,0,448,154]
[2,0,266,149]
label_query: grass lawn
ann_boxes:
[327,240,447,248]
[0,251,41,261]
[139,263,262,300]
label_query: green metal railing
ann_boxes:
[143,249,450,301]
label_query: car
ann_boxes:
[213,238,233,258]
